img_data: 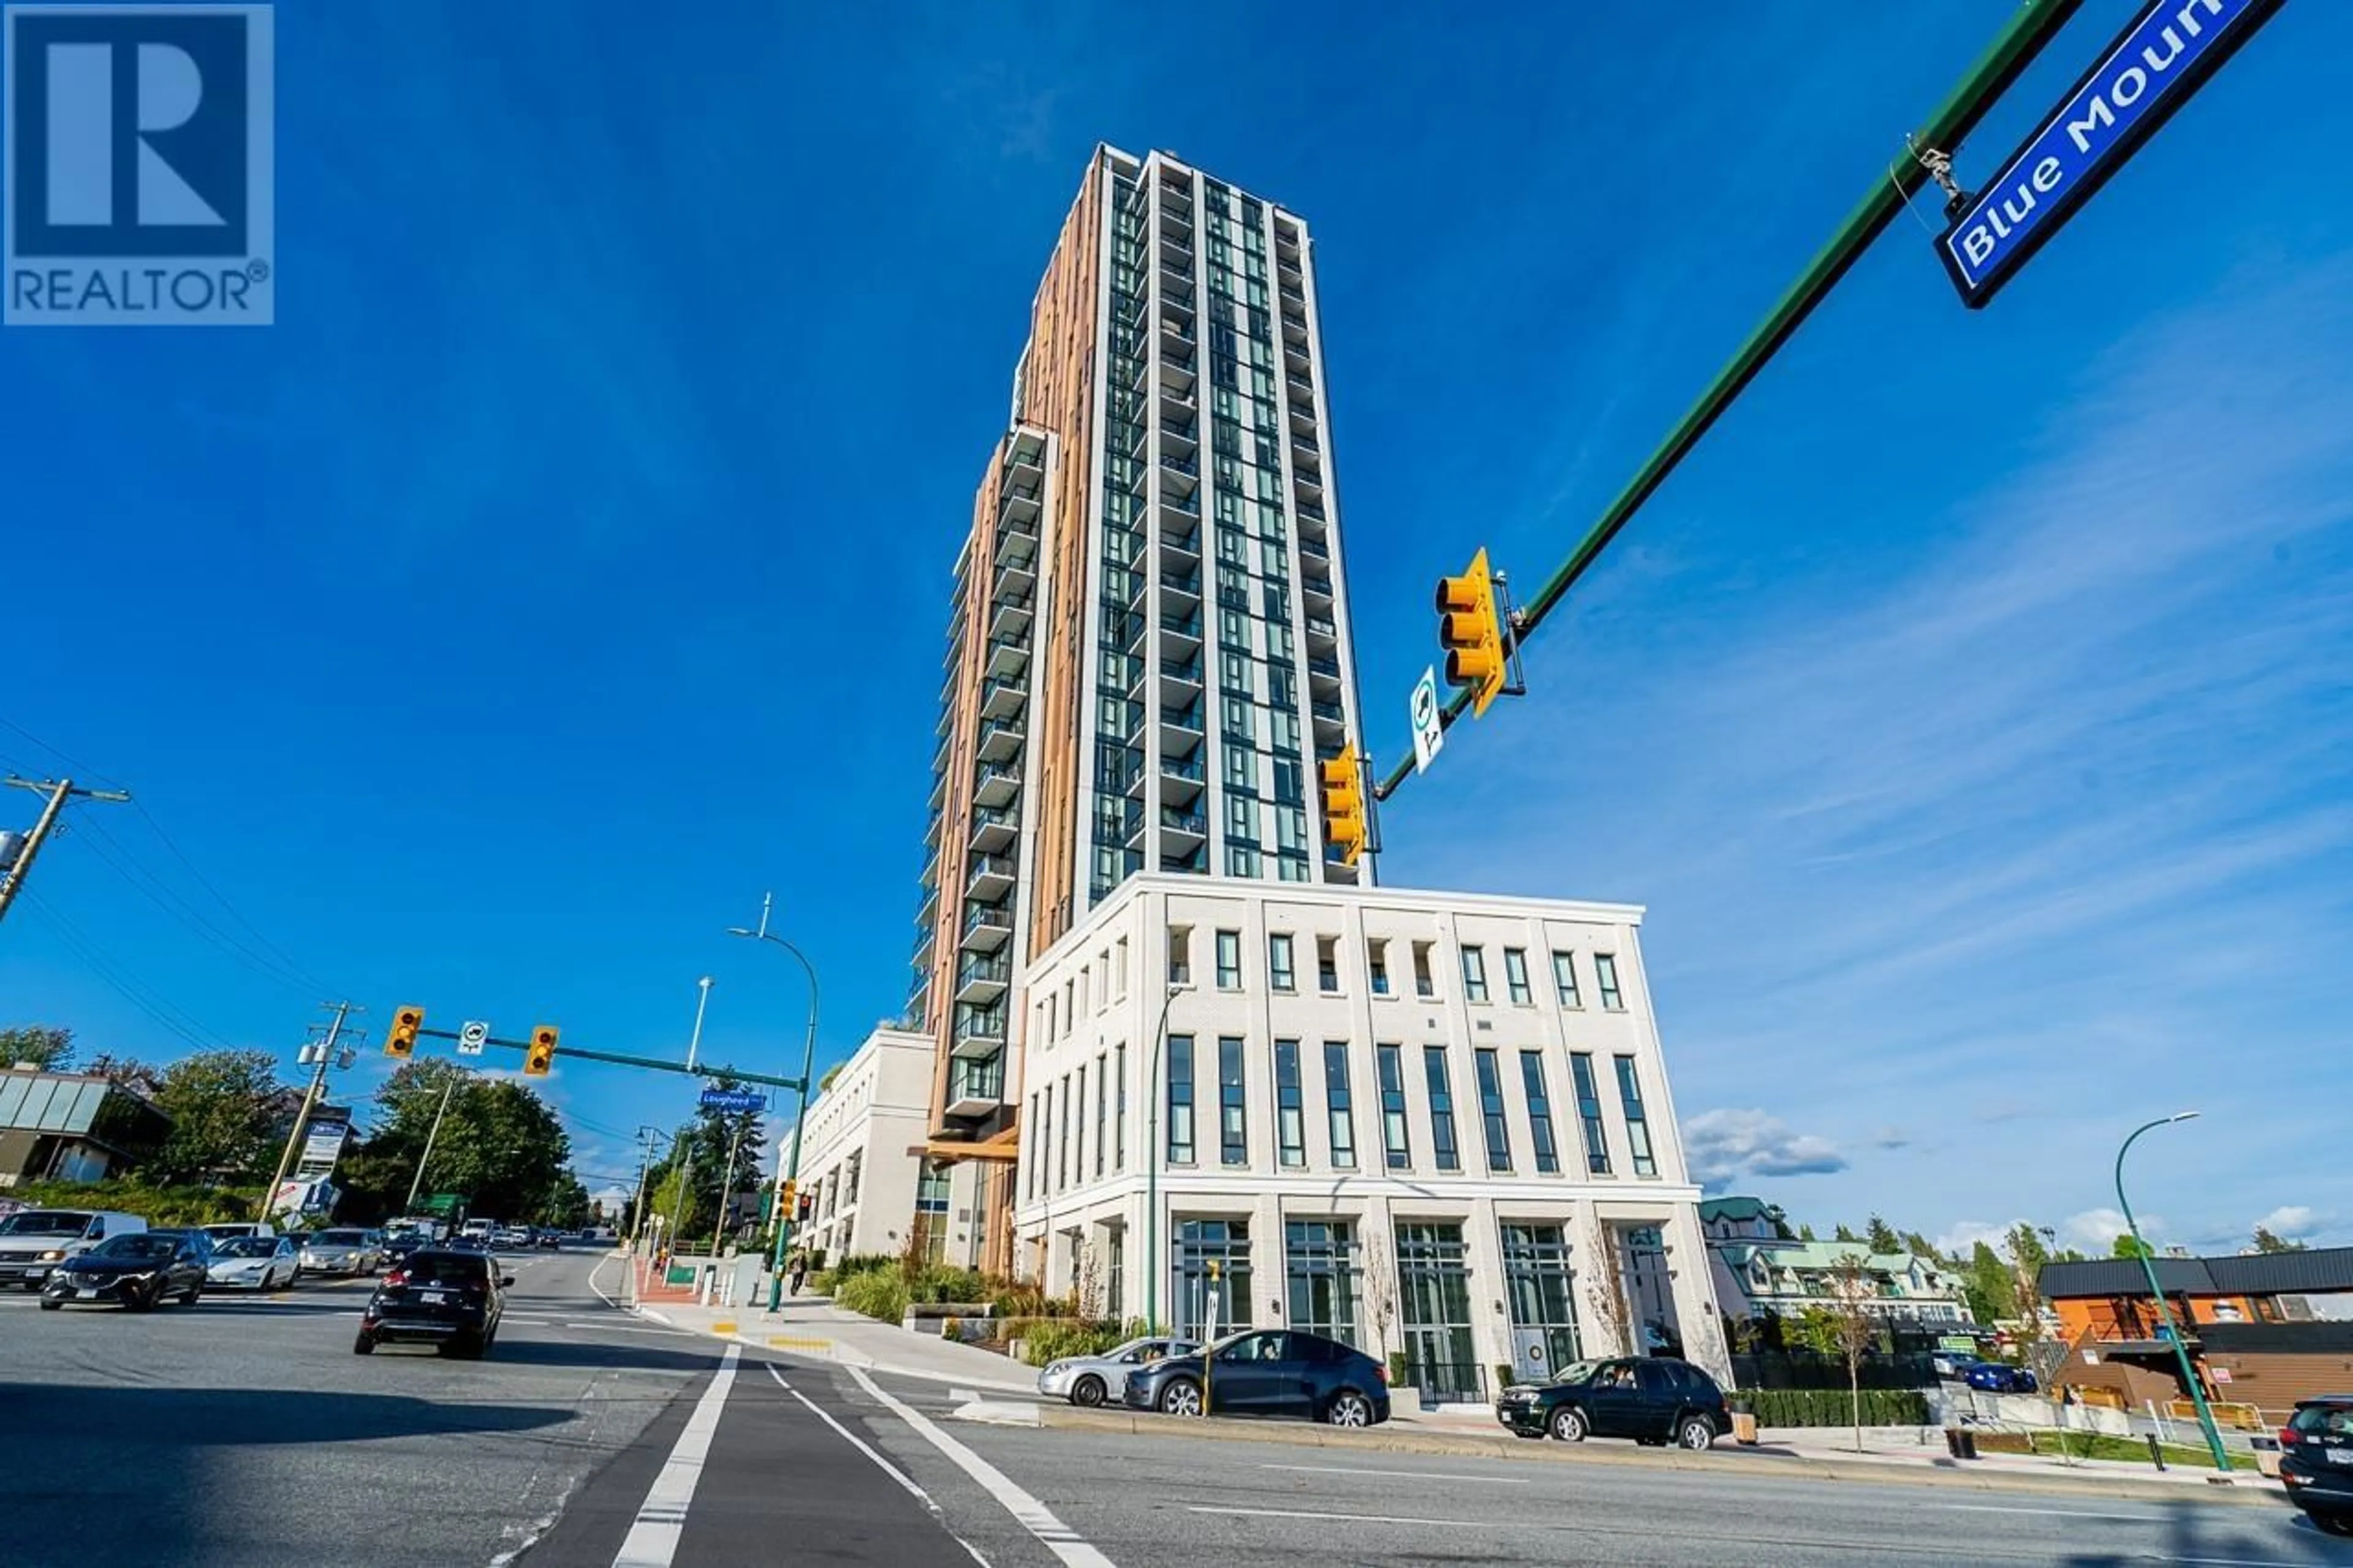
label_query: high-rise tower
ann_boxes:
[909,147,1371,1273]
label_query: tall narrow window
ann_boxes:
[1460,946,1489,1004]
[1316,936,1340,994]
[1274,1039,1305,1167]
[1424,1047,1461,1172]
[1475,1048,1512,1173]
[1367,940,1392,997]
[1323,1042,1356,1169]
[1504,948,1532,1006]
[1216,930,1242,990]
[1268,933,1295,992]
[1595,952,1624,1010]
[1411,942,1435,999]
[1114,937,1129,1000]
[1376,1045,1411,1169]
[1095,1053,1108,1177]
[1026,1093,1040,1199]
[1114,1042,1128,1169]
[1520,1051,1561,1175]
[1058,1075,1072,1190]
[1571,1053,1611,1175]
[1615,1055,1658,1177]
[1074,1064,1086,1184]
[1167,1035,1196,1164]
[1552,951,1582,1009]
[1169,926,1192,985]
[1219,1036,1248,1166]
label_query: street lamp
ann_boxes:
[2115,1111,2233,1478]
[1143,980,1192,1336]
[727,901,819,1314]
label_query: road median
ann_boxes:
[1028,1406,2284,1507]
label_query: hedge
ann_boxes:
[833,1270,909,1324]
[1002,1317,1140,1367]
[1735,1387,1930,1428]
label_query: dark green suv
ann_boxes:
[1495,1356,1729,1449]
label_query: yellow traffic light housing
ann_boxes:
[1319,754,1367,868]
[1435,547,1509,717]
[525,1024,558,1077]
[386,1006,424,1058]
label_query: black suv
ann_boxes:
[2280,1393,2353,1536]
[1496,1355,1729,1450]
[1122,1328,1391,1427]
[39,1230,210,1311]
[354,1247,510,1357]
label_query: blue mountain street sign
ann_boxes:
[699,1087,767,1115]
[1938,0,2286,308]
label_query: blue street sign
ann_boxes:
[698,1088,767,1115]
[1937,0,2285,308]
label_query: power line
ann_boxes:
[70,815,328,997]
[17,888,240,1054]
[127,798,339,996]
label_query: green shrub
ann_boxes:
[909,1266,987,1305]
[835,1269,910,1324]
[1001,1317,1132,1367]
[1739,1387,1931,1428]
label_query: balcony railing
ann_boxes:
[1307,654,1341,679]
[963,906,1012,936]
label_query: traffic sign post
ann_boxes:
[1409,667,1444,774]
[457,1020,490,1056]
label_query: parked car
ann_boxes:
[1122,1328,1390,1427]
[199,1221,276,1246]
[1931,1350,1980,1379]
[1962,1362,2038,1394]
[0,1209,147,1291]
[1039,1336,1199,1406]
[354,1246,511,1357]
[207,1235,298,1290]
[1495,1356,1729,1450]
[534,1227,561,1250]
[381,1232,434,1273]
[39,1231,208,1311]
[2279,1394,2353,1537]
[297,1228,381,1277]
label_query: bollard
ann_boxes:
[1945,1428,1963,1458]
[1958,1429,1979,1461]
[2146,1434,2167,1471]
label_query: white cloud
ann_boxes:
[2255,1205,2317,1241]
[2061,1208,2165,1254]
[1683,1108,1847,1192]
[1935,1220,2026,1259]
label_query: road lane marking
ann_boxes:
[846,1365,1115,1568]
[1259,1463,1530,1485]
[1933,1502,2163,1523]
[609,1343,740,1568]
[1191,1505,1468,1528]
[768,1366,995,1566]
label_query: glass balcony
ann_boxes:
[946,1053,1005,1117]
[976,716,1025,764]
[974,760,1021,809]
[968,803,1018,856]
[965,852,1017,901]
[952,1006,1007,1059]
[955,953,1011,1006]
[960,903,1012,953]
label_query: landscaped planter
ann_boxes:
[902,1302,996,1339]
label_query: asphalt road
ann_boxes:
[3,1249,2345,1568]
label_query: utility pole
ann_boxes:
[713,1116,747,1249]
[263,1001,364,1219]
[401,1077,459,1214]
[0,776,132,927]
[627,1124,660,1249]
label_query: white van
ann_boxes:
[459,1218,495,1241]
[0,1208,149,1290]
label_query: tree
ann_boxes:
[1962,1241,2018,1326]
[1358,1229,1400,1363]
[1791,1251,1879,1453]
[1583,1225,1635,1357]
[1796,1222,1817,1242]
[2252,1225,2308,1254]
[144,1050,287,1184]
[338,1060,576,1224]
[1865,1215,1902,1254]
[680,1076,768,1239]
[81,1051,163,1096]
[1832,1223,1861,1244]
[2111,1233,2154,1260]
[0,1025,74,1070]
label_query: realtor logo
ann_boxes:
[4,3,273,325]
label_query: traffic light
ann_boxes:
[1435,547,1509,716]
[1319,753,1367,867]
[525,1024,558,1077]
[385,1006,424,1059]
[780,1178,798,1214]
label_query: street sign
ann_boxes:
[699,1087,767,1115]
[419,1193,463,1215]
[1936,0,2285,308]
[457,1020,490,1056]
[1409,666,1443,773]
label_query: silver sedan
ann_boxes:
[297,1229,380,1277]
[1037,1336,1199,1407]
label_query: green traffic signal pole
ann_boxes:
[1375,0,2086,803]
[726,919,820,1314]
[2116,1112,2234,1478]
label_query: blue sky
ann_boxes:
[2,2,2345,1249]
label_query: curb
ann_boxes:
[1028,1407,2284,1507]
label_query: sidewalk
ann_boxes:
[1390,1405,2282,1499]
[613,1252,1039,1395]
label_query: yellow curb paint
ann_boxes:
[710,1320,738,1335]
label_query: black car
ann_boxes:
[354,1246,510,1357]
[1121,1328,1390,1428]
[1495,1356,1729,1450]
[2279,1394,2353,1536]
[40,1231,210,1311]
[534,1227,561,1250]
[380,1233,431,1271]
